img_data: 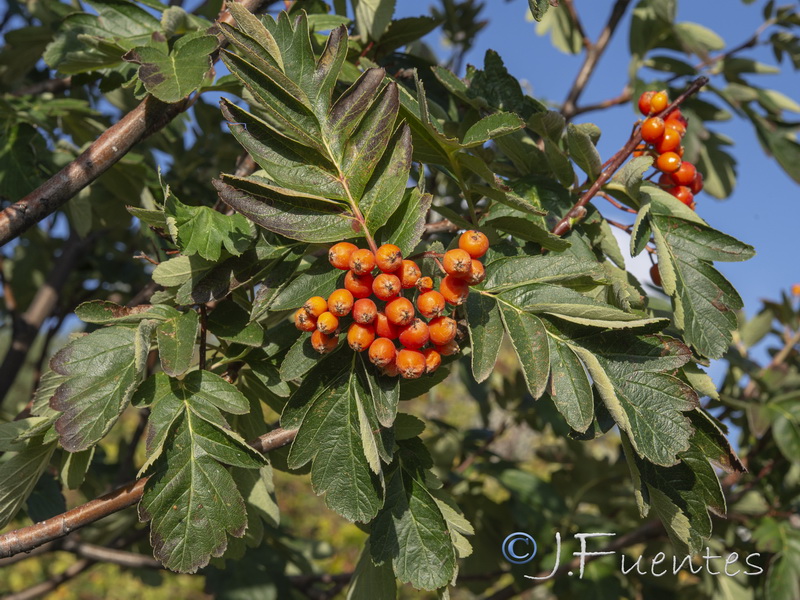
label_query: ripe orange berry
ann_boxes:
[638,91,656,115]
[385,297,415,326]
[665,110,688,132]
[328,242,357,270]
[417,276,434,292]
[304,296,328,318]
[349,249,375,275]
[311,329,338,354]
[372,273,402,301]
[666,185,695,207]
[670,161,697,186]
[399,318,430,349]
[347,322,375,352]
[328,288,354,317]
[369,337,396,368]
[443,248,472,277]
[382,357,400,377]
[464,259,485,286]
[657,172,673,187]
[353,298,377,324]
[458,230,489,258]
[641,117,665,144]
[689,171,704,195]
[396,348,426,379]
[316,311,339,334]
[654,126,681,154]
[417,290,446,318]
[399,260,421,288]
[422,348,441,373]
[294,308,316,332]
[439,275,470,305]
[344,270,374,299]
[632,143,647,158]
[375,244,402,273]
[650,91,669,113]
[375,311,399,339]
[428,315,457,346]
[650,264,662,288]
[656,151,682,173]
[435,340,460,356]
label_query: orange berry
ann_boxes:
[317,311,339,334]
[328,288,354,317]
[670,161,697,186]
[417,276,434,292]
[650,264,662,288]
[417,290,446,318]
[638,91,656,115]
[422,348,441,373]
[311,329,338,354]
[304,296,328,318]
[398,318,430,349]
[375,244,402,273]
[657,172,672,187]
[443,248,472,277]
[372,273,401,301]
[458,230,489,258]
[344,270,374,299]
[641,117,665,144]
[689,171,704,195]
[382,357,400,377]
[650,91,669,113]
[656,151,682,173]
[464,259,485,286]
[347,322,375,352]
[791,283,800,297]
[439,275,469,305]
[665,110,688,133]
[353,298,377,324]
[385,297,415,326]
[396,348,426,379]
[434,340,460,356]
[375,311,399,339]
[666,185,695,207]
[654,126,681,154]
[369,337,396,368]
[328,242,357,270]
[349,249,375,275]
[399,260,421,288]
[632,143,647,158]
[428,316,457,346]
[294,308,316,332]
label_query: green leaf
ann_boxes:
[673,22,725,56]
[567,123,602,179]
[465,292,504,383]
[382,189,433,255]
[50,322,153,452]
[125,33,217,103]
[528,0,551,21]
[270,262,342,312]
[347,540,397,599]
[206,300,267,348]
[484,254,604,291]
[352,0,396,41]
[486,216,571,252]
[156,310,199,377]
[499,305,550,399]
[547,336,594,432]
[767,555,800,600]
[280,334,337,381]
[359,355,400,429]
[152,254,214,288]
[0,438,57,528]
[75,301,180,324]
[770,399,800,462]
[536,4,583,55]
[461,112,524,147]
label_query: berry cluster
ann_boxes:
[635,90,705,210]
[293,231,490,379]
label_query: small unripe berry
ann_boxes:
[641,117,665,144]
[304,296,328,318]
[375,311,399,339]
[650,90,669,113]
[396,349,426,379]
[311,329,338,354]
[428,316,457,346]
[372,273,401,301]
[353,298,377,324]
[417,290,446,318]
[375,244,403,273]
[443,249,472,277]
[328,288,354,317]
[344,270,374,299]
[328,242,357,270]
[398,318,430,349]
[464,260,485,286]
[422,348,441,373]
[294,308,316,332]
[399,260,421,288]
[458,230,489,258]
[347,322,375,352]
[656,151,682,173]
[439,275,470,305]
[316,311,339,334]
[638,91,656,115]
[349,249,375,275]
[385,297,415,326]
[369,337,396,368]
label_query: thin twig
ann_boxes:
[4,559,94,600]
[598,190,637,214]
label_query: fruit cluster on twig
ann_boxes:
[293,232,490,379]
[635,90,704,210]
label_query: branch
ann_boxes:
[562,0,632,119]
[0,427,298,559]
[4,559,94,600]
[551,76,709,238]
[0,0,272,247]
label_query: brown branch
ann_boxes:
[4,558,94,600]
[0,427,298,559]
[571,86,633,118]
[562,0,632,119]
[0,0,272,247]
[551,76,709,238]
